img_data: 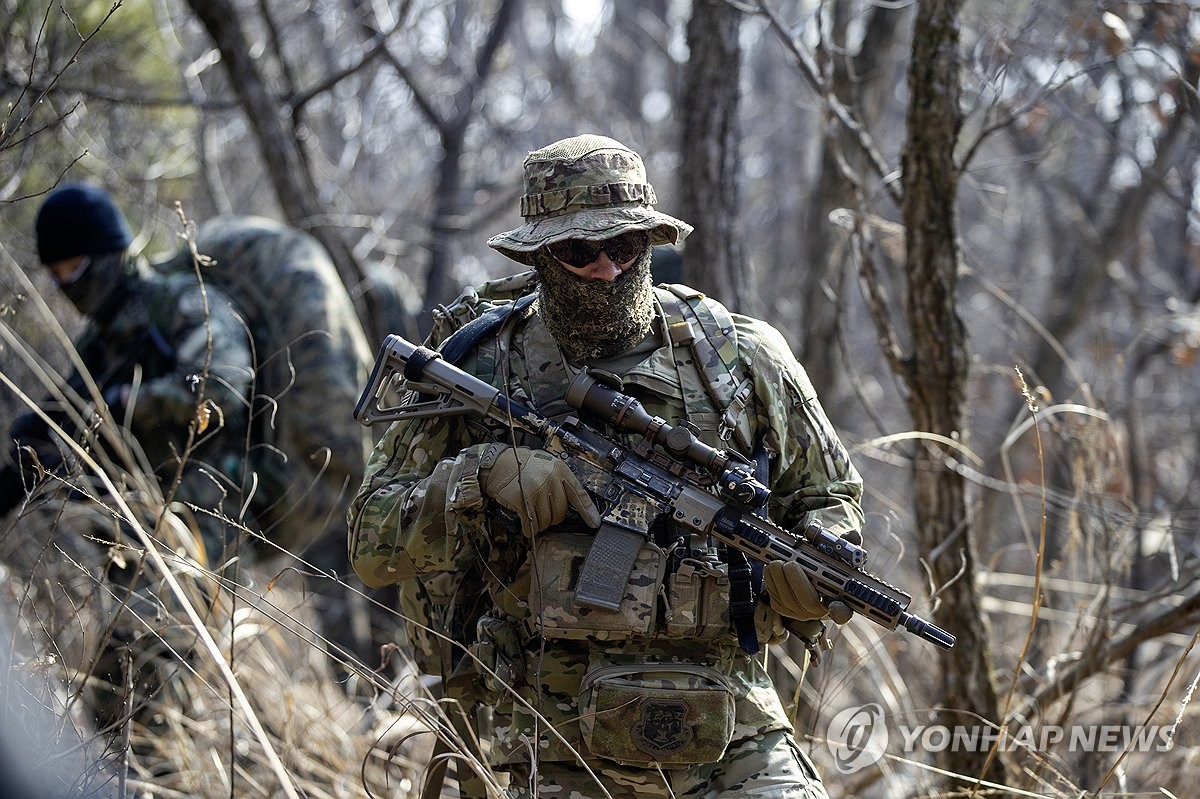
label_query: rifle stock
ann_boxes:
[356,334,955,651]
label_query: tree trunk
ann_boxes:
[900,0,1004,785]
[414,0,520,314]
[678,0,746,312]
[185,0,371,324]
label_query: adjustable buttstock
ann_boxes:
[353,336,412,425]
[354,334,508,426]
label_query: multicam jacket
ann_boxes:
[348,277,865,765]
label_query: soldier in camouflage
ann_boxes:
[1,183,253,563]
[349,135,865,797]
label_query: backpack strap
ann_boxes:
[656,285,756,453]
[656,285,771,654]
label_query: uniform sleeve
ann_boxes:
[131,289,251,430]
[347,398,497,588]
[739,318,865,539]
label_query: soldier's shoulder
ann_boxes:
[140,269,238,329]
[727,313,817,401]
[653,284,787,356]
[429,270,536,344]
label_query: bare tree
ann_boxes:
[793,3,909,393]
[375,0,521,313]
[183,0,372,325]
[678,0,747,310]
[895,0,1004,784]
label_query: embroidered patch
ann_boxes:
[632,699,692,757]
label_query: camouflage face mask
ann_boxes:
[533,247,655,363]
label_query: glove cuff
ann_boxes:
[477,442,507,484]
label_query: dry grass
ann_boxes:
[0,466,443,798]
[1,274,1197,798]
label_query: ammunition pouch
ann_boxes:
[663,553,732,640]
[528,530,666,640]
[579,660,736,766]
[470,614,526,706]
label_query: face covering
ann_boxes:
[58,251,128,321]
[533,245,655,363]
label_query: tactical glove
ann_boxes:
[754,602,829,650]
[481,446,602,537]
[763,559,827,621]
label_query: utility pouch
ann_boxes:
[528,530,666,640]
[579,661,736,766]
[470,615,526,705]
[664,554,731,640]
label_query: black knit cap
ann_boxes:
[35,182,133,264]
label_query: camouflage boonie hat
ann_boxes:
[487,134,693,265]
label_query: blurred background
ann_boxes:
[2,1,1199,796]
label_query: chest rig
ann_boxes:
[435,278,767,652]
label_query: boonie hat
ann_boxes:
[487,134,692,265]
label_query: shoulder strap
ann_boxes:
[658,284,766,655]
[438,292,537,366]
[656,285,756,452]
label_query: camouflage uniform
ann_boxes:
[349,136,864,798]
[36,251,252,560]
[9,208,370,564]
[157,215,374,556]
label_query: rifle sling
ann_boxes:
[439,292,537,365]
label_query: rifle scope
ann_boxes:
[565,370,770,509]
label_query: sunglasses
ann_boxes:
[545,231,649,268]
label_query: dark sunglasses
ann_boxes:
[545,231,649,268]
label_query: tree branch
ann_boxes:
[755,0,903,207]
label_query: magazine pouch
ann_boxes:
[528,530,666,640]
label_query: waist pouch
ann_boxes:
[579,661,736,766]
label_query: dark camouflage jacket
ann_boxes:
[75,254,253,530]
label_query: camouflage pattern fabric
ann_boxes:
[503,729,829,798]
[348,278,864,783]
[70,253,253,560]
[158,216,373,555]
[486,135,692,265]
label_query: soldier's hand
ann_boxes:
[763,560,827,621]
[481,446,601,537]
[754,603,829,650]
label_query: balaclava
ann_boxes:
[35,183,136,322]
[58,251,136,322]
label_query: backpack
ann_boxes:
[158,215,373,553]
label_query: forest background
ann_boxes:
[1,0,1199,797]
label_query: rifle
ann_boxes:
[355,334,955,651]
